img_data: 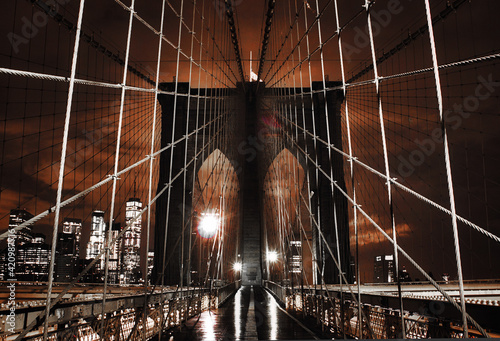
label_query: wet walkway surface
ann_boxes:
[164,286,329,340]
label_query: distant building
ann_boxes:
[399,266,412,282]
[55,218,82,282]
[108,222,122,284]
[289,240,302,274]
[86,210,106,271]
[80,258,101,283]
[147,251,154,284]
[121,198,142,284]
[16,233,50,281]
[374,254,395,283]
[62,218,82,253]
[9,208,34,245]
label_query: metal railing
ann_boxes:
[263,281,481,339]
[1,281,241,341]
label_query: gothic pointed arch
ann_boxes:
[191,148,241,284]
[262,148,314,285]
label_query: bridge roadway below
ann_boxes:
[166,285,324,340]
[318,281,500,302]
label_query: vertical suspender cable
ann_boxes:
[300,0,324,302]
[423,0,468,337]
[332,0,359,337]
[300,0,323,324]
[190,0,206,290]
[102,1,136,337]
[293,0,317,290]
[159,0,185,338]
[313,0,345,324]
[364,0,406,337]
[180,0,199,303]
[143,1,167,339]
[182,0,202,289]
[289,0,317,289]
[43,1,86,340]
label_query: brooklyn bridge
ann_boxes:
[0,0,499,339]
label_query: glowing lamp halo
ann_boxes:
[198,212,220,238]
[267,250,278,263]
[233,262,242,272]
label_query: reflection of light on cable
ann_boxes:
[233,262,242,272]
[269,294,278,340]
[198,212,220,238]
[234,290,242,339]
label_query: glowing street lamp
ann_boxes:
[233,262,242,272]
[198,212,220,238]
[267,250,278,263]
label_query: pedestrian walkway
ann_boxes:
[166,286,324,340]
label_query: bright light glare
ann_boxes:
[198,213,219,238]
[267,250,278,262]
[233,262,242,272]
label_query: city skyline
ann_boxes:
[2,197,147,284]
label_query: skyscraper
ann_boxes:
[86,210,106,272]
[62,218,82,254]
[374,255,395,283]
[289,240,302,274]
[147,251,154,285]
[109,222,122,284]
[16,233,50,281]
[121,198,142,284]
[55,218,82,282]
[9,208,34,245]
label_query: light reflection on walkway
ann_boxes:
[198,311,217,340]
[268,292,278,340]
[167,286,321,340]
[234,289,242,340]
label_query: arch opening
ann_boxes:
[191,149,241,285]
[262,149,314,286]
